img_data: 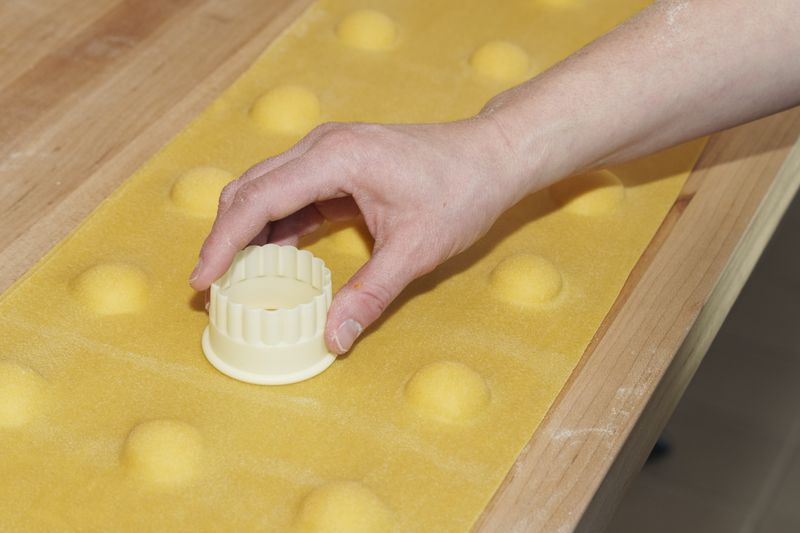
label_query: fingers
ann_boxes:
[249,224,271,246]
[325,239,421,354]
[268,198,361,246]
[190,153,348,290]
[268,204,325,246]
[215,122,337,217]
[217,143,309,217]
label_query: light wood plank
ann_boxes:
[0,0,312,256]
[0,0,120,88]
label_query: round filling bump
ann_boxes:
[489,254,563,306]
[405,361,490,423]
[121,419,204,489]
[336,10,398,51]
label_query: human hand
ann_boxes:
[189,117,540,354]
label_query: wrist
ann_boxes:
[476,92,568,199]
[476,55,643,194]
[460,113,528,210]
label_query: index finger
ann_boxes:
[189,152,349,290]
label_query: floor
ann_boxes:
[607,190,800,533]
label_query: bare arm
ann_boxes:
[484,0,800,191]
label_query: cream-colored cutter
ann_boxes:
[202,244,334,385]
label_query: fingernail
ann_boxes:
[333,319,363,354]
[189,258,203,283]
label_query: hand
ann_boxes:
[189,117,538,354]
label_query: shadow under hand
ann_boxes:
[189,290,207,313]
[369,189,559,332]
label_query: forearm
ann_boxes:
[484,0,800,194]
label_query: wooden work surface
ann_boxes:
[2,2,799,531]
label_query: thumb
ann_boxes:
[325,242,417,355]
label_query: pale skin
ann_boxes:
[189,0,800,354]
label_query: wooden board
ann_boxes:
[2,2,798,531]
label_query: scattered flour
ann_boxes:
[552,426,615,442]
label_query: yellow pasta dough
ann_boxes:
[0,0,705,531]
[0,362,46,429]
[324,220,374,259]
[489,254,564,305]
[71,263,150,315]
[550,170,626,216]
[404,361,491,423]
[122,420,205,489]
[336,9,398,51]
[293,481,395,533]
[470,40,531,82]
[250,85,321,135]
[170,166,234,218]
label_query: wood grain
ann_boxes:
[0,0,313,267]
[1,3,798,532]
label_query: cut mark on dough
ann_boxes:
[405,361,490,423]
[0,361,46,429]
[170,166,233,218]
[294,481,395,533]
[122,419,204,489]
[71,263,150,315]
[549,170,625,216]
[336,9,398,51]
[250,85,321,136]
[489,254,563,306]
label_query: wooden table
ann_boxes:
[2,1,798,531]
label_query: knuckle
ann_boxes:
[310,121,341,135]
[315,126,383,178]
[219,181,239,204]
[319,127,362,152]
[240,162,263,180]
[304,128,370,188]
[233,182,260,207]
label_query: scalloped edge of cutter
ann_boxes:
[202,244,336,385]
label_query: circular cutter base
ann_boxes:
[202,327,335,385]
